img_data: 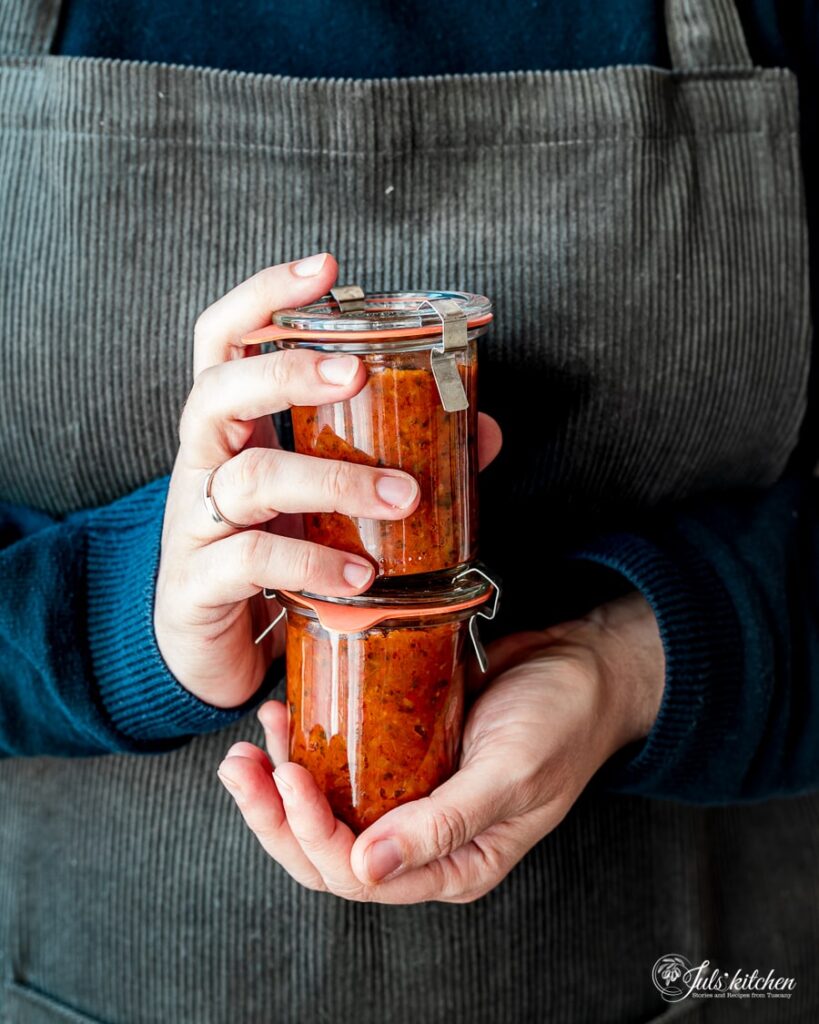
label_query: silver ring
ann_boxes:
[202,465,248,530]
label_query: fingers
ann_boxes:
[271,763,368,899]
[356,817,534,904]
[244,712,494,902]
[179,348,367,467]
[191,529,376,605]
[223,740,272,770]
[188,447,419,540]
[349,755,533,887]
[476,412,503,471]
[217,745,326,891]
[220,711,544,904]
[193,254,338,374]
[256,756,534,904]
[257,700,290,766]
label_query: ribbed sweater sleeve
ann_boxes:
[573,474,819,803]
[0,477,259,757]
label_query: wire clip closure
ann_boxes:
[253,570,500,668]
[423,297,470,412]
[329,284,366,313]
[254,591,286,646]
[453,564,501,672]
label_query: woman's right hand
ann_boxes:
[154,252,503,710]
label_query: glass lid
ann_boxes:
[272,290,492,334]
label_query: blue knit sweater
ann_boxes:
[1,1,818,805]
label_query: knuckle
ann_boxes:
[289,542,326,589]
[426,799,469,858]
[287,817,333,859]
[438,840,509,904]
[248,815,284,846]
[192,308,213,350]
[298,873,329,893]
[177,400,195,448]
[325,878,371,902]
[230,447,272,500]
[178,391,205,448]
[322,459,356,509]
[177,367,223,453]
[189,364,219,411]
[471,834,510,878]
[261,350,291,393]
[237,530,270,574]
[249,265,277,306]
[507,763,545,813]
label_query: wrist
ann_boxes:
[545,592,665,752]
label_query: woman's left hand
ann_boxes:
[216,591,664,903]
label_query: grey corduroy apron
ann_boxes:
[0,0,816,1021]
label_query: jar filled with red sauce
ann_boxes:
[276,566,498,833]
[244,289,493,577]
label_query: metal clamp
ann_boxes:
[254,589,286,646]
[421,298,469,413]
[330,284,366,313]
[452,565,502,673]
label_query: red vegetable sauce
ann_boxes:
[287,608,467,833]
[291,354,478,576]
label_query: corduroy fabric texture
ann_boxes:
[0,0,817,1022]
[0,27,810,524]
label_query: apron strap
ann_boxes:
[0,0,63,57]
[665,0,753,70]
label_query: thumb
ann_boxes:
[349,752,530,884]
[193,252,338,374]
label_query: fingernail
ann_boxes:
[343,561,373,588]
[318,355,359,386]
[375,475,417,509]
[272,770,293,796]
[292,252,328,277]
[217,768,240,793]
[365,839,403,882]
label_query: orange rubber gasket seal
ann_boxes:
[242,311,493,347]
[278,587,493,633]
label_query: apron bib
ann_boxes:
[0,1,816,1021]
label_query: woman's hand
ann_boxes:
[217,591,665,902]
[154,253,502,709]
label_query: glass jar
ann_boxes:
[244,289,493,577]
[275,565,498,833]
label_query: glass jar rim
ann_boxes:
[272,324,488,354]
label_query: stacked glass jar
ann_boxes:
[245,288,500,832]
